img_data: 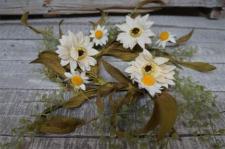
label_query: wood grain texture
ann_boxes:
[0,0,224,15]
[0,15,225,148]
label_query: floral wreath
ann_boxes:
[16,2,218,145]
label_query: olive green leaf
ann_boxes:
[36,116,85,134]
[63,89,97,108]
[178,61,216,72]
[102,60,130,85]
[175,30,194,45]
[21,12,46,34]
[103,43,139,61]
[156,92,177,140]
[31,51,66,79]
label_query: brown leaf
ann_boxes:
[102,60,130,85]
[31,51,66,79]
[97,82,115,97]
[104,43,139,61]
[175,30,194,45]
[63,89,97,108]
[136,0,165,9]
[137,101,159,133]
[96,97,104,112]
[58,19,64,38]
[178,61,216,72]
[156,92,177,140]
[37,116,85,134]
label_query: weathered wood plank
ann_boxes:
[0,61,222,91]
[1,17,225,40]
[0,0,224,15]
[1,16,225,30]
[0,40,225,64]
[0,89,224,136]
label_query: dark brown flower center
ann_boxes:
[131,27,140,35]
[144,65,152,72]
[78,50,85,57]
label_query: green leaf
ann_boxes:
[63,89,97,108]
[102,60,130,85]
[156,92,177,140]
[104,44,139,61]
[178,61,216,72]
[175,30,194,45]
[36,116,85,134]
[31,51,66,79]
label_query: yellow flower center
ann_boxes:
[159,32,169,41]
[71,75,83,86]
[130,27,142,37]
[95,30,103,39]
[77,47,87,60]
[142,74,156,86]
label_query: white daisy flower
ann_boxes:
[125,49,176,96]
[56,31,99,72]
[90,25,108,46]
[156,31,176,48]
[64,70,89,90]
[116,14,155,49]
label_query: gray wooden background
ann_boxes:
[0,0,225,148]
[0,0,224,15]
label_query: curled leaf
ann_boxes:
[35,116,85,134]
[178,61,216,72]
[156,92,177,140]
[31,51,66,79]
[175,30,194,45]
[63,89,97,108]
[102,60,130,85]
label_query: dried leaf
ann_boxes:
[90,9,108,28]
[102,60,130,85]
[37,116,84,134]
[156,92,177,140]
[58,19,64,38]
[96,9,108,25]
[96,97,104,112]
[136,0,165,9]
[178,61,216,72]
[104,43,139,61]
[175,30,194,45]
[31,51,66,79]
[21,12,45,34]
[97,82,115,97]
[137,101,159,133]
[63,89,97,108]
